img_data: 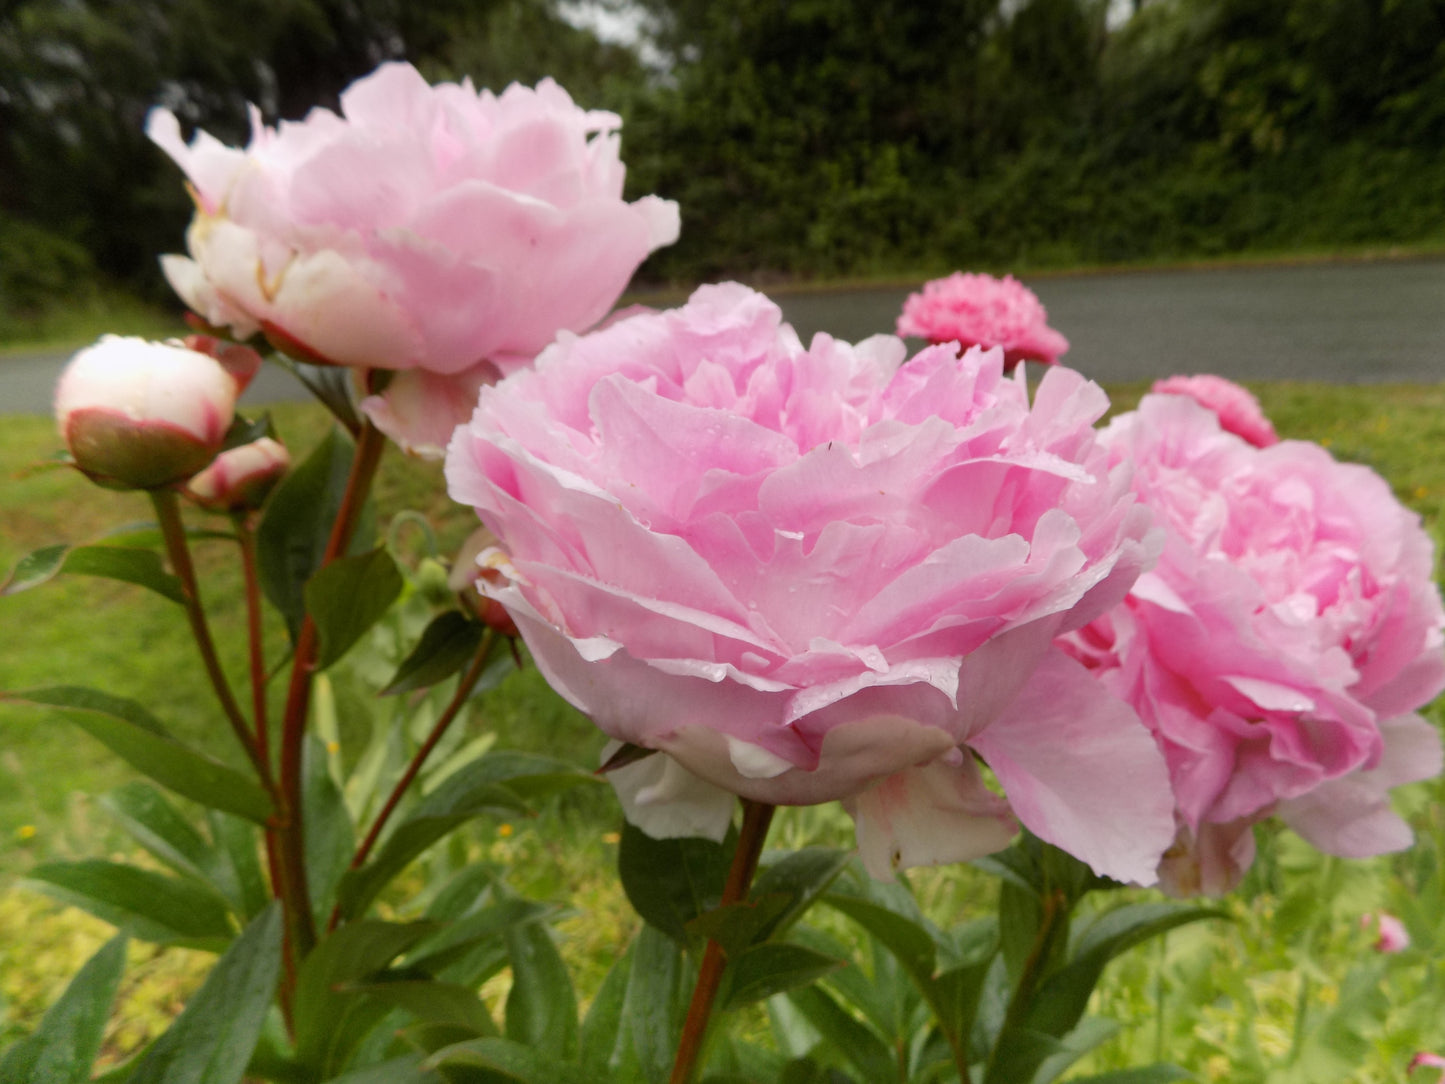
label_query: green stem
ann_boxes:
[276,418,387,961]
[234,518,274,784]
[669,799,776,1084]
[328,630,496,931]
[150,490,266,781]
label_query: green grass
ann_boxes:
[3,379,1445,1079]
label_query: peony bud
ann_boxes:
[448,528,520,638]
[55,336,238,490]
[185,437,290,512]
[1362,911,1411,954]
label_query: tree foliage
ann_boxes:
[3,0,1445,315]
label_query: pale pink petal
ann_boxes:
[848,756,1018,880]
[969,650,1175,884]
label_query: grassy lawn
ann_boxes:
[3,377,1445,1078]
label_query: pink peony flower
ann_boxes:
[1062,392,1445,895]
[1150,374,1278,447]
[55,336,239,490]
[185,436,290,512]
[447,282,1173,883]
[896,272,1069,369]
[148,61,679,456]
[1361,911,1410,953]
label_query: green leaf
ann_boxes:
[335,979,497,1038]
[2,543,184,603]
[301,735,354,925]
[24,860,234,949]
[427,1037,599,1084]
[403,899,552,974]
[1066,1068,1193,1084]
[1031,1017,1119,1084]
[337,760,538,921]
[821,893,937,984]
[1026,903,1223,1037]
[719,942,844,1011]
[618,820,735,946]
[504,923,578,1061]
[983,1027,1068,1084]
[3,687,272,824]
[305,548,404,670]
[747,848,852,943]
[686,896,795,957]
[381,612,486,695]
[220,412,274,453]
[206,811,269,920]
[317,1054,441,1083]
[100,783,218,889]
[127,904,282,1084]
[579,943,632,1078]
[781,985,895,1084]
[621,925,686,1084]
[292,920,439,1075]
[257,427,373,639]
[271,357,363,435]
[0,933,127,1084]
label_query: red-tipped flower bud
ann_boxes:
[55,336,238,490]
[185,437,290,512]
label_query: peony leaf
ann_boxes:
[718,942,844,1011]
[305,547,403,670]
[618,820,735,947]
[23,860,234,950]
[381,611,486,695]
[426,1037,599,1084]
[127,904,282,1084]
[503,923,579,1062]
[1,542,185,603]
[257,426,374,640]
[2,687,272,824]
[0,933,127,1084]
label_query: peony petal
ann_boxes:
[604,743,736,843]
[969,649,1175,884]
[848,756,1019,880]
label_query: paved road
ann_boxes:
[6,257,1444,414]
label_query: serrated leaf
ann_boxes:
[504,923,578,1061]
[0,933,127,1084]
[24,860,234,949]
[127,904,281,1084]
[719,942,844,1011]
[381,612,486,695]
[305,548,403,670]
[4,687,272,824]
[1,543,184,603]
[619,820,735,946]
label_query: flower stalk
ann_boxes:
[669,798,776,1084]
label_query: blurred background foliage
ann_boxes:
[3,0,1445,337]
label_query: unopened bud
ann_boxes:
[55,335,238,490]
[449,528,520,637]
[185,437,290,512]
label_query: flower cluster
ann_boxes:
[1062,389,1445,893]
[447,282,1174,883]
[148,61,679,458]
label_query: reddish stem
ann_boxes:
[327,631,496,932]
[234,519,273,782]
[669,799,776,1084]
[276,419,387,960]
[150,490,266,782]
